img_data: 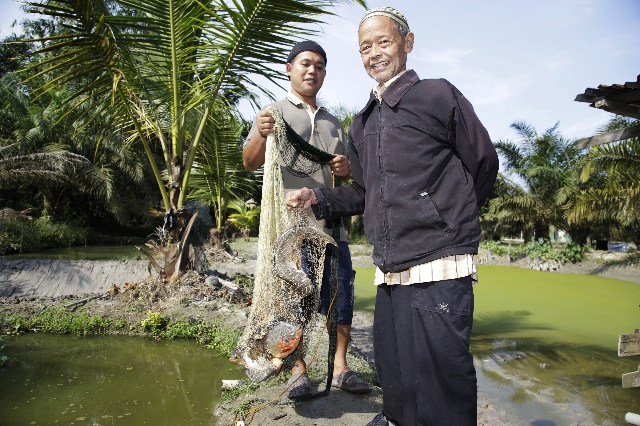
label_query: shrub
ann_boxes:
[0,216,90,254]
[524,238,586,263]
[31,217,90,248]
[479,240,509,257]
[140,310,167,332]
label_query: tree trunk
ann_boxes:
[566,224,591,246]
[163,209,199,281]
[533,222,548,242]
[209,227,228,250]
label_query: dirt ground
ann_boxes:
[2,240,637,425]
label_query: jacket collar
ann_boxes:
[358,69,420,115]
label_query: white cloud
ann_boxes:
[460,71,536,106]
[421,48,473,67]
[561,115,611,140]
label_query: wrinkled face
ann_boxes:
[286,51,326,99]
[358,16,414,84]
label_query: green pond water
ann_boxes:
[0,334,244,426]
[2,245,143,261]
[353,265,640,424]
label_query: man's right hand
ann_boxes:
[243,108,275,170]
[286,188,318,210]
[256,108,276,138]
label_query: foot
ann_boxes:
[331,371,372,393]
[366,412,388,426]
[287,372,312,399]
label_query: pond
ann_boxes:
[353,265,640,425]
[2,245,143,261]
[0,334,244,426]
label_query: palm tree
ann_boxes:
[0,142,88,189]
[569,117,640,246]
[187,104,257,247]
[490,121,591,243]
[1,75,152,225]
[22,0,367,279]
[227,199,260,241]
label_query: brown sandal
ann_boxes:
[331,371,372,393]
[287,372,312,398]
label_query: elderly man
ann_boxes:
[243,40,372,398]
[286,7,499,426]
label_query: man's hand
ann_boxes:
[286,188,318,210]
[256,109,276,138]
[330,154,350,177]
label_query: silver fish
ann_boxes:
[272,222,336,297]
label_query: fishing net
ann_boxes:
[277,117,335,178]
[232,107,337,383]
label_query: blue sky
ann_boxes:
[2,0,639,142]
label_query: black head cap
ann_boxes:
[287,40,327,65]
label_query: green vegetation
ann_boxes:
[483,117,639,254]
[2,306,241,357]
[0,216,91,255]
[226,201,261,242]
[479,240,510,257]
[487,121,594,244]
[11,0,366,277]
[6,307,111,336]
[524,239,587,263]
[140,310,168,332]
[570,117,640,247]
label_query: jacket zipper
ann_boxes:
[377,100,390,269]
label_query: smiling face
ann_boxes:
[286,51,326,103]
[358,16,414,84]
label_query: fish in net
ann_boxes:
[231,107,338,384]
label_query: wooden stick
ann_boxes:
[64,295,99,309]
[136,245,164,275]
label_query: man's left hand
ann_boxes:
[330,155,350,177]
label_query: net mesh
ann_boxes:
[232,107,335,383]
[277,116,335,178]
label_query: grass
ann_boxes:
[2,306,241,357]
[354,265,640,350]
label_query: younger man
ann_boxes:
[243,40,371,398]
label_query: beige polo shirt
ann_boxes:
[246,92,348,241]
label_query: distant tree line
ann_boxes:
[482,118,639,248]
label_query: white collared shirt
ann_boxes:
[372,70,408,102]
[286,91,325,135]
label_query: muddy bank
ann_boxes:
[0,259,150,298]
